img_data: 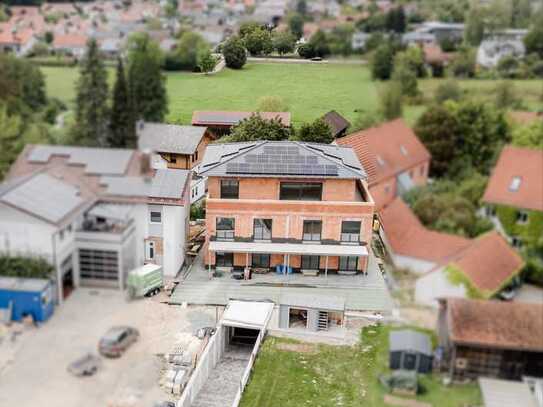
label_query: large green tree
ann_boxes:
[0,105,22,178]
[224,114,291,142]
[71,38,109,146]
[288,12,304,39]
[174,31,209,71]
[243,27,273,56]
[222,36,247,69]
[379,81,403,120]
[273,31,296,55]
[108,58,135,148]
[371,43,394,80]
[127,33,168,122]
[524,24,543,58]
[294,118,333,144]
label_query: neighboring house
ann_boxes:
[323,110,350,138]
[336,119,431,210]
[351,31,371,51]
[415,231,524,306]
[437,298,543,380]
[191,111,291,136]
[482,146,543,251]
[0,145,190,303]
[137,122,215,170]
[200,140,375,276]
[477,39,525,68]
[402,21,464,46]
[380,198,471,274]
[0,27,37,57]
[479,378,542,407]
[52,33,88,58]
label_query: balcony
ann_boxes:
[75,219,135,244]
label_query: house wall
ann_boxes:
[162,132,214,170]
[392,253,437,274]
[205,177,374,272]
[415,267,467,307]
[162,205,187,277]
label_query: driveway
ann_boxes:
[0,288,217,407]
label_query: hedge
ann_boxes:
[0,255,54,279]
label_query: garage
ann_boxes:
[221,300,275,348]
[279,293,345,333]
[78,248,120,288]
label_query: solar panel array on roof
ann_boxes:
[225,145,339,176]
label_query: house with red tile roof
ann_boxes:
[415,231,524,306]
[437,298,543,380]
[336,119,431,211]
[380,197,471,274]
[482,145,543,250]
[52,33,88,58]
[0,26,37,56]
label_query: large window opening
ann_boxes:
[253,218,272,240]
[303,220,322,242]
[289,308,308,329]
[216,217,235,240]
[301,255,320,270]
[252,253,270,269]
[216,252,233,267]
[339,256,358,272]
[221,179,239,199]
[280,182,322,201]
[341,221,361,243]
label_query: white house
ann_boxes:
[477,39,525,68]
[0,27,37,57]
[0,145,190,303]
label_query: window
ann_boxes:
[252,254,270,268]
[341,221,361,243]
[216,252,233,267]
[170,156,177,164]
[509,176,521,192]
[150,211,162,224]
[339,256,358,271]
[301,255,320,270]
[146,241,155,259]
[253,219,272,240]
[485,205,496,217]
[216,217,235,240]
[516,211,529,224]
[303,220,322,241]
[280,183,322,201]
[220,179,239,199]
[376,155,385,166]
[512,236,523,248]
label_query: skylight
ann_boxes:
[509,176,522,192]
[400,145,408,156]
[376,155,385,166]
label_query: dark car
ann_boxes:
[153,402,176,407]
[68,353,101,377]
[98,326,139,358]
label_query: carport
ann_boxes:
[221,300,275,347]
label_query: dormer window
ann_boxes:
[509,176,521,192]
[400,145,408,156]
[376,155,385,166]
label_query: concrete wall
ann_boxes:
[162,205,187,277]
[415,268,466,307]
[392,253,437,274]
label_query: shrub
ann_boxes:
[257,96,288,112]
[0,255,54,279]
[371,43,394,80]
[434,80,462,104]
[222,36,247,69]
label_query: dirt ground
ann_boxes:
[0,288,218,407]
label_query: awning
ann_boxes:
[220,300,274,329]
[209,240,369,257]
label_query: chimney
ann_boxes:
[140,151,151,175]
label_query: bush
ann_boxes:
[392,60,419,98]
[257,96,288,112]
[243,27,273,56]
[434,80,462,104]
[297,43,315,59]
[494,81,520,110]
[371,43,394,80]
[497,55,519,79]
[294,117,334,144]
[450,47,476,78]
[222,36,247,69]
[0,255,54,279]
[378,81,403,120]
[273,31,296,55]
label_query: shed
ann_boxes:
[323,110,350,138]
[0,277,54,323]
[389,329,433,373]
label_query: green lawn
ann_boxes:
[240,325,482,407]
[41,63,542,130]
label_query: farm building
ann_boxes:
[389,329,433,373]
[0,277,54,323]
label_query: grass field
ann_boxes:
[240,325,482,407]
[41,63,542,129]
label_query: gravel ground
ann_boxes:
[0,288,218,407]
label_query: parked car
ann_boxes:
[153,402,175,407]
[98,326,139,358]
[68,353,101,377]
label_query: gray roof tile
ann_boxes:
[137,122,208,155]
[149,169,190,199]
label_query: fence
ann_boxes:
[176,325,225,407]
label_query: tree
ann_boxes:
[524,24,543,58]
[295,118,333,144]
[494,81,520,109]
[243,27,273,56]
[197,48,216,74]
[222,36,247,69]
[308,30,330,57]
[239,21,261,39]
[297,43,315,59]
[450,46,476,78]
[296,0,307,16]
[108,58,135,148]
[225,114,291,142]
[497,55,520,78]
[511,121,543,149]
[288,13,304,39]
[379,81,403,120]
[464,5,485,46]
[273,31,296,55]
[174,31,208,71]
[0,105,23,178]
[71,38,109,146]
[371,43,394,80]
[392,59,419,98]
[434,80,462,104]
[385,7,406,33]
[127,33,168,122]
[257,96,287,112]
[415,105,461,177]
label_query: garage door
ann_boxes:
[79,248,119,288]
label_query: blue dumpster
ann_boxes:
[0,277,54,323]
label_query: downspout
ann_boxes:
[51,230,62,306]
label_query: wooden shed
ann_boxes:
[389,329,433,373]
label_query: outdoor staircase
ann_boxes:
[317,310,329,331]
[190,346,251,407]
